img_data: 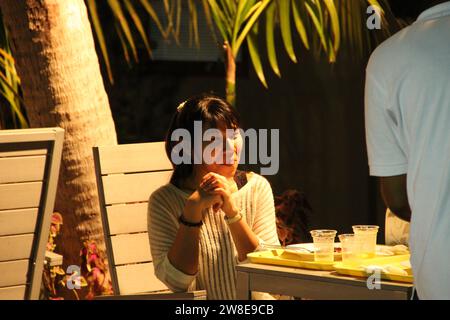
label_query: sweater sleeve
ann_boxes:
[252,175,281,249]
[147,189,196,292]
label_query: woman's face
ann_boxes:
[196,122,243,179]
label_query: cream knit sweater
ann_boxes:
[147,172,280,300]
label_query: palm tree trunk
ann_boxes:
[223,41,236,107]
[0,0,117,298]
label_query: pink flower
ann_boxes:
[51,212,63,225]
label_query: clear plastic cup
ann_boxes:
[310,230,337,262]
[338,234,358,265]
[352,225,379,259]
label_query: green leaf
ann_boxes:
[201,0,217,42]
[278,0,297,63]
[86,0,114,83]
[222,0,237,23]
[0,84,27,128]
[242,1,262,22]
[247,26,268,88]
[124,0,152,58]
[367,0,385,14]
[207,0,231,41]
[304,0,328,52]
[114,21,131,65]
[174,0,182,44]
[188,0,200,48]
[107,0,138,62]
[323,0,340,55]
[265,2,280,77]
[232,0,256,45]
[233,0,272,57]
[139,0,167,38]
[291,0,309,50]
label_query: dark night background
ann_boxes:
[97,0,430,243]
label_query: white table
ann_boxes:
[236,262,413,300]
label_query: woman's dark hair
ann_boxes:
[165,94,240,186]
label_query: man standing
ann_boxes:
[365,1,450,299]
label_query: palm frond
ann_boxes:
[0,13,27,129]
[86,0,114,83]
[247,24,268,88]
[265,2,280,77]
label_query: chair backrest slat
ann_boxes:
[0,128,64,300]
[116,263,168,295]
[0,182,43,210]
[0,208,38,236]
[0,234,34,262]
[106,203,147,235]
[111,233,152,265]
[96,142,172,175]
[0,155,46,183]
[0,148,47,158]
[0,286,26,300]
[102,171,172,205]
[93,141,172,295]
[0,260,29,288]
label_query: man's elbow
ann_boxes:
[379,175,411,222]
[387,204,411,222]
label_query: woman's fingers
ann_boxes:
[200,175,214,188]
[210,187,229,198]
[203,180,221,191]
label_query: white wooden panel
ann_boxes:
[107,203,148,235]
[0,234,34,262]
[0,260,29,287]
[0,128,61,143]
[111,233,152,265]
[0,208,38,236]
[0,182,42,210]
[0,285,26,300]
[116,262,168,294]
[0,149,47,158]
[102,171,172,205]
[0,156,46,183]
[96,142,172,174]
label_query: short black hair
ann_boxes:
[165,94,240,186]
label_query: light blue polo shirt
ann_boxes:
[365,2,450,299]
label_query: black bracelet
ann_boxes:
[179,214,203,227]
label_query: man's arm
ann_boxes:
[380,175,411,222]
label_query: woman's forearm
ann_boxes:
[227,214,259,262]
[167,203,202,275]
[167,224,200,275]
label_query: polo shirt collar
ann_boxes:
[417,1,450,21]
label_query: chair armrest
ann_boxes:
[94,290,207,300]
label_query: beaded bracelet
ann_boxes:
[179,214,203,227]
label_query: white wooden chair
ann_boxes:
[0,128,64,299]
[93,142,206,300]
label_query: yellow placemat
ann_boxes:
[333,254,413,283]
[247,249,336,271]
